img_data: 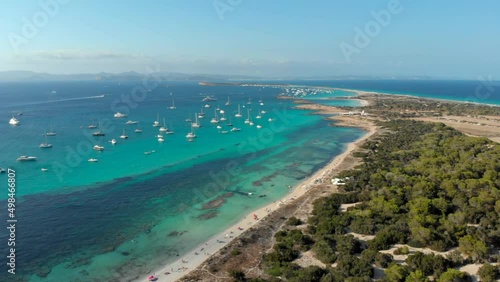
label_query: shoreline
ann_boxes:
[138,120,378,281]
[234,81,500,108]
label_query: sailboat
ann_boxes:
[256,109,262,119]
[165,122,175,134]
[198,108,205,119]
[135,124,143,133]
[39,134,53,148]
[227,117,234,127]
[88,118,97,129]
[159,118,168,132]
[210,109,219,124]
[153,113,161,127]
[92,119,105,136]
[168,98,176,110]
[244,109,251,124]
[225,96,231,106]
[120,128,128,139]
[191,113,201,128]
[235,104,242,118]
[220,112,227,121]
[46,123,56,136]
[246,109,254,126]
[186,126,197,139]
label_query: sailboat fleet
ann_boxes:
[11,91,277,163]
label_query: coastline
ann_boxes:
[138,117,378,281]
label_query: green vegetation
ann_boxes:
[286,216,303,226]
[229,269,246,281]
[354,95,500,117]
[478,263,500,282]
[231,249,242,256]
[257,120,500,281]
[393,246,409,255]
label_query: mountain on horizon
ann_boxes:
[0,70,441,82]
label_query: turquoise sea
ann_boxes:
[0,81,365,281]
[3,79,496,281]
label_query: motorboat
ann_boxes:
[114,112,127,118]
[9,117,20,125]
[93,145,104,151]
[16,156,37,161]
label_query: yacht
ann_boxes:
[268,118,274,122]
[261,110,267,114]
[256,125,262,129]
[159,118,168,132]
[202,95,217,102]
[39,135,53,148]
[191,113,201,128]
[46,124,56,136]
[157,136,165,142]
[109,139,117,145]
[165,123,175,134]
[210,109,219,124]
[135,125,143,133]
[93,145,104,151]
[244,109,251,124]
[220,113,227,121]
[92,130,105,136]
[186,125,197,138]
[230,127,241,132]
[198,109,205,119]
[41,168,48,172]
[88,124,97,129]
[120,128,128,139]
[16,156,37,162]
[153,113,161,127]
[235,104,242,118]
[9,117,20,125]
[92,119,105,136]
[168,99,176,110]
[114,112,127,118]
[204,104,211,108]
[88,158,98,162]
[125,120,139,125]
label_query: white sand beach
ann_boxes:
[137,122,378,282]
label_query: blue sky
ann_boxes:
[1,0,499,78]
